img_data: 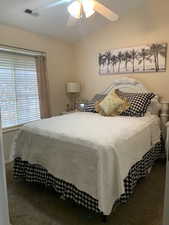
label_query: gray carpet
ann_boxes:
[6,160,165,225]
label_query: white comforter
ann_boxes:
[13,112,161,215]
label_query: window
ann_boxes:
[0,51,41,129]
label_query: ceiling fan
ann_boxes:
[24,0,119,26]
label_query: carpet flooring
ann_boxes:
[6,160,165,225]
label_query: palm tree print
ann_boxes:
[98,53,107,74]
[124,51,131,71]
[110,55,117,73]
[105,51,111,73]
[117,51,124,72]
[138,48,151,71]
[130,49,138,72]
[99,43,167,75]
[138,48,146,71]
[149,44,167,72]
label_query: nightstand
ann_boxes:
[160,100,169,140]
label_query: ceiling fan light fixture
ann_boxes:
[67,1,81,19]
[82,0,95,18]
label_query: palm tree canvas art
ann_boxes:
[98,43,167,75]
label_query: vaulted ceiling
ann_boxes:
[0,0,144,42]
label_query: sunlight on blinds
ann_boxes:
[0,51,40,128]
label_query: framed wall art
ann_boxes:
[98,43,167,75]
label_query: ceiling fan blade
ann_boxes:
[67,15,79,26]
[93,0,119,22]
[33,0,73,12]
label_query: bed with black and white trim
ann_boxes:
[14,140,164,222]
[12,77,164,221]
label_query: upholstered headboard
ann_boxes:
[100,76,162,118]
[100,77,164,120]
[96,77,168,137]
[101,77,149,95]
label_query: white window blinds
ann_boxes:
[0,51,41,128]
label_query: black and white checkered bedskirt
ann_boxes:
[13,141,164,215]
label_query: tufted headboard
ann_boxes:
[99,76,162,121]
[100,77,150,95]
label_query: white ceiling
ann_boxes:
[0,0,143,43]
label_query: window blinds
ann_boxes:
[0,51,40,128]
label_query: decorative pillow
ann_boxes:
[95,90,129,116]
[115,89,160,115]
[84,94,106,112]
[115,89,155,117]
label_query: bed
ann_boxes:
[12,77,164,219]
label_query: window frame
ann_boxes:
[0,45,46,131]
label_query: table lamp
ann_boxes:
[66,82,80,111]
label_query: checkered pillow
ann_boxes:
[116,90,155,117]
[84,94,106,112]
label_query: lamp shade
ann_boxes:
[66,82,80,93]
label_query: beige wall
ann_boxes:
[74,0,169,100]
[0,24,74,116]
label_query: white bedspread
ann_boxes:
[13,112,161,215]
